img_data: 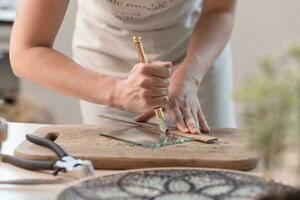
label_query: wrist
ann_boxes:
[94,75,120,108]
[172,65,201,88]
[175,56,206,85]
[170,72,199,97]
[111,79,125,110]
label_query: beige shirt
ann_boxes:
[73,0,236,128]
[73,0,202,77]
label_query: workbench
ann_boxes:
[0,123,298,200]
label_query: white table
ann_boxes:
[0,123,298,200]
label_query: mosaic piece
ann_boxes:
[100,127,193,148]
[57,169,298,200]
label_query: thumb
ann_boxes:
[135,111,155,122]
[151,60,172,68]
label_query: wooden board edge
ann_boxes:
[14,145,259,171]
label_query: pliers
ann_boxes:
[0,134,95,180]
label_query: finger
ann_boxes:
[141,77,169,88]
[143,88,168,98]
[180,107,201,134]
[150,61,173,68]
[197,109,210,133]
[142,64,171,78]
[192,109,200,130]
[149,96,169,108]
[135,111,155,122]
[167,106,189,133]
[153,77,170,87]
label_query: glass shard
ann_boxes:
[99,126,192,148]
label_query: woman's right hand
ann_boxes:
[113,61,172,113]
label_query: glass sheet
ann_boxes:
[99,126,193,148]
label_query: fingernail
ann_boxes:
[205,126,211,133]
[205,121,211,132]
[193,129,201,135]
[197,129,202,135]
[165,96,169,103]
[164,62,172,66]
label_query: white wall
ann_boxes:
[21,0,300,124]
[232,0,300,83]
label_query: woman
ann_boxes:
[10,0,236,134]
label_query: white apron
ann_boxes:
[72,0,236,128]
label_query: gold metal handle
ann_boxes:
[132,36,168,133]
[132,36,148,63]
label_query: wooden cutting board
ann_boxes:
[14,118,258,171]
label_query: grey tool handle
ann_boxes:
[26,134,68,158]
[1,154,56,171]
[0,178,68,185]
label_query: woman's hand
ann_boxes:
[166,75,210,134]
[135,64,210,134]
[113,61,172,113]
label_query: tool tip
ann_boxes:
[133,35,142,44]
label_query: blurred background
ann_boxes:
[0,0,300,124]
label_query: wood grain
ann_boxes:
[171,131,218,143]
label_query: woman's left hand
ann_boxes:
[135,67,210,134]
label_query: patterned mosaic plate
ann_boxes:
[56,169,298,200]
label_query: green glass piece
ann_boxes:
[99,126,193,148]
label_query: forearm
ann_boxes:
[176,9,235,84]
[10,47,118,106]
[9,0,118,107]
